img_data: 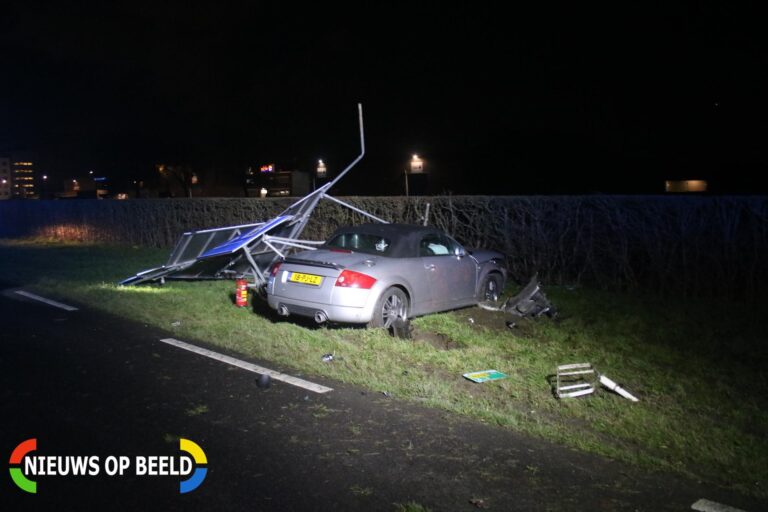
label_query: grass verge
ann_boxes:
[1,239,766,498]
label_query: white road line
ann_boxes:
[14,290,79,311]
[159,338,333,394]
[692,498,747,512]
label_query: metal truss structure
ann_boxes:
[120,104,388,287]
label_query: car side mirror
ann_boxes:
[454,246,466,258]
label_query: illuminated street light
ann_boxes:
[410,154,424,174]
[317,159,327,179]
[404,153,426,196]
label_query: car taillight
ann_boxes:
[269,261,282,277]
[335,270,377,289]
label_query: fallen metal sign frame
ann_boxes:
[120,104,388,288]
[555,363,596,398]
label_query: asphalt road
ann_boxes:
[1,286,764,511]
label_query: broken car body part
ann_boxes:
[477,275,556,320]
[501,274,556,318]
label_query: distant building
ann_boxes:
[0,157,11,200]
[665,179,708,193]
[62,176,110,199]
[11,159,38,198]
[245,164,310,197]
[0,156,38,199]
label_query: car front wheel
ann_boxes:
[368,287,409,329]
[481,273,502,302]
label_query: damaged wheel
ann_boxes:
[481,273,502,302]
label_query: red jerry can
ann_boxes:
[235,278,248,307]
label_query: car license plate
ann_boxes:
[289,272,323,286]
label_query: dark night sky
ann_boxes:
[2,2,767,195]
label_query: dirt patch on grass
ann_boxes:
[451,305,542,337]
[411,326,462,350]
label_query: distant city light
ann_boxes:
[665,180,708,193]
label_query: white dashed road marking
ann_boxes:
[159,337,333,394]
[692,498,748,512]
[14,290,79,311]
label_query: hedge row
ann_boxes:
[1,195,766,298]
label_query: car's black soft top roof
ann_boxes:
[326,223,450,258]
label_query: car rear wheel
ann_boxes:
[369,287,409,329]
[481,273,502,302]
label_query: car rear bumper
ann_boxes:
[267,294,375,324]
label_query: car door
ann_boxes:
[419,233,477,310]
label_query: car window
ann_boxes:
[326,233,392,255]
[419,234,456,256]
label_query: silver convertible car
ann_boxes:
[266,223,507,329]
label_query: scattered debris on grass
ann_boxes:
[599,374,639,402]
[501,274,556,318]
[321,353,334,362]
[554,363,639,401]
[171,320,181,327]
[478,275,556,329]
[555,363,596,398]
[463,370,508,383]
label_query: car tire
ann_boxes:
[481,273,502,302]
[368,287,409,330]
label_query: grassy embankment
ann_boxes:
[1,239,766,498]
